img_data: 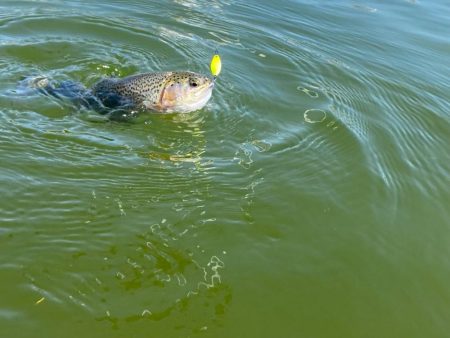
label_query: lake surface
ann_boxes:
[1,0,449,337]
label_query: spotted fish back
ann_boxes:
[92,72,171,109]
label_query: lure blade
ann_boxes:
[210,51,222,78]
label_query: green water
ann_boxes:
[1,0,449,337]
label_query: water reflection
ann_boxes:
[138,111,208,167]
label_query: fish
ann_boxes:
[91,71,214,113]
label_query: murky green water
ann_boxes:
[1,0,449,337]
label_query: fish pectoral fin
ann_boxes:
[143,100,165,113]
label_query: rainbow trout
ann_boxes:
[92,71,214,113]
[32,71,214,116]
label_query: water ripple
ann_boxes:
[1,1,450,336]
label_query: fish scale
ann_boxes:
[92,72,171,108]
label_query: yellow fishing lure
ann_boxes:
[210,50,221,78]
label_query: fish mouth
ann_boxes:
[196,81,214,96]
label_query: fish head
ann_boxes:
[158,72,214,113]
